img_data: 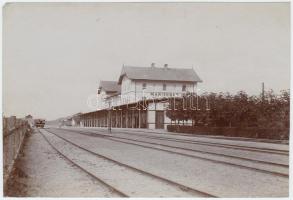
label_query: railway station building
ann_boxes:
[80,64,202,129]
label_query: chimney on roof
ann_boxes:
[164,64,168,69]
[151,63,156,68]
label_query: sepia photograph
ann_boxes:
[2,2,290,198]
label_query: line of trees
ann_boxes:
[166,90,289,129]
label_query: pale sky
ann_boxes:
[3,3,290,120]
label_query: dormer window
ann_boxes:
[182,85,186,91]
[163,84,167,91]
[142,83,147,90]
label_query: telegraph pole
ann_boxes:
[261,82,265,116]
[262,82,265,103]
[108,101,111,133]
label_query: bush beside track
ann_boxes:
[167,125,289,140]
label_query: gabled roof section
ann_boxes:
[98,81,121,93]
[118,65,202,84]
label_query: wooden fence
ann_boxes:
[3,116,32,186]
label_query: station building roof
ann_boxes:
[118,65,202,84]
[98,81,121,94]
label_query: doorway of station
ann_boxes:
[155,111,164,129]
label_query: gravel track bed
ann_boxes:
[72,127,289,152]
[69,128,289,166]
[51,128,289,197]
[41,129,208,197]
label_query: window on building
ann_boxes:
[142,83,147,90]
[182,85,186,91]
[163,83,167,91]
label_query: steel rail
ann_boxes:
[44,128,218,198]
[119,128,289,145]
[64,128,289,167]
[38,129,129,197]
[86,128,289,155]
[57,128,289,178]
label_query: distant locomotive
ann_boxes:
[34,119,45,128]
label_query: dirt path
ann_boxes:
[4,129,118,197]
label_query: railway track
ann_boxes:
[40,128,217,198]
[118,128,289,145]
[38,129,129,197]
[55,128,289,178]
[87,128,289,155]
[62,128,288,167]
